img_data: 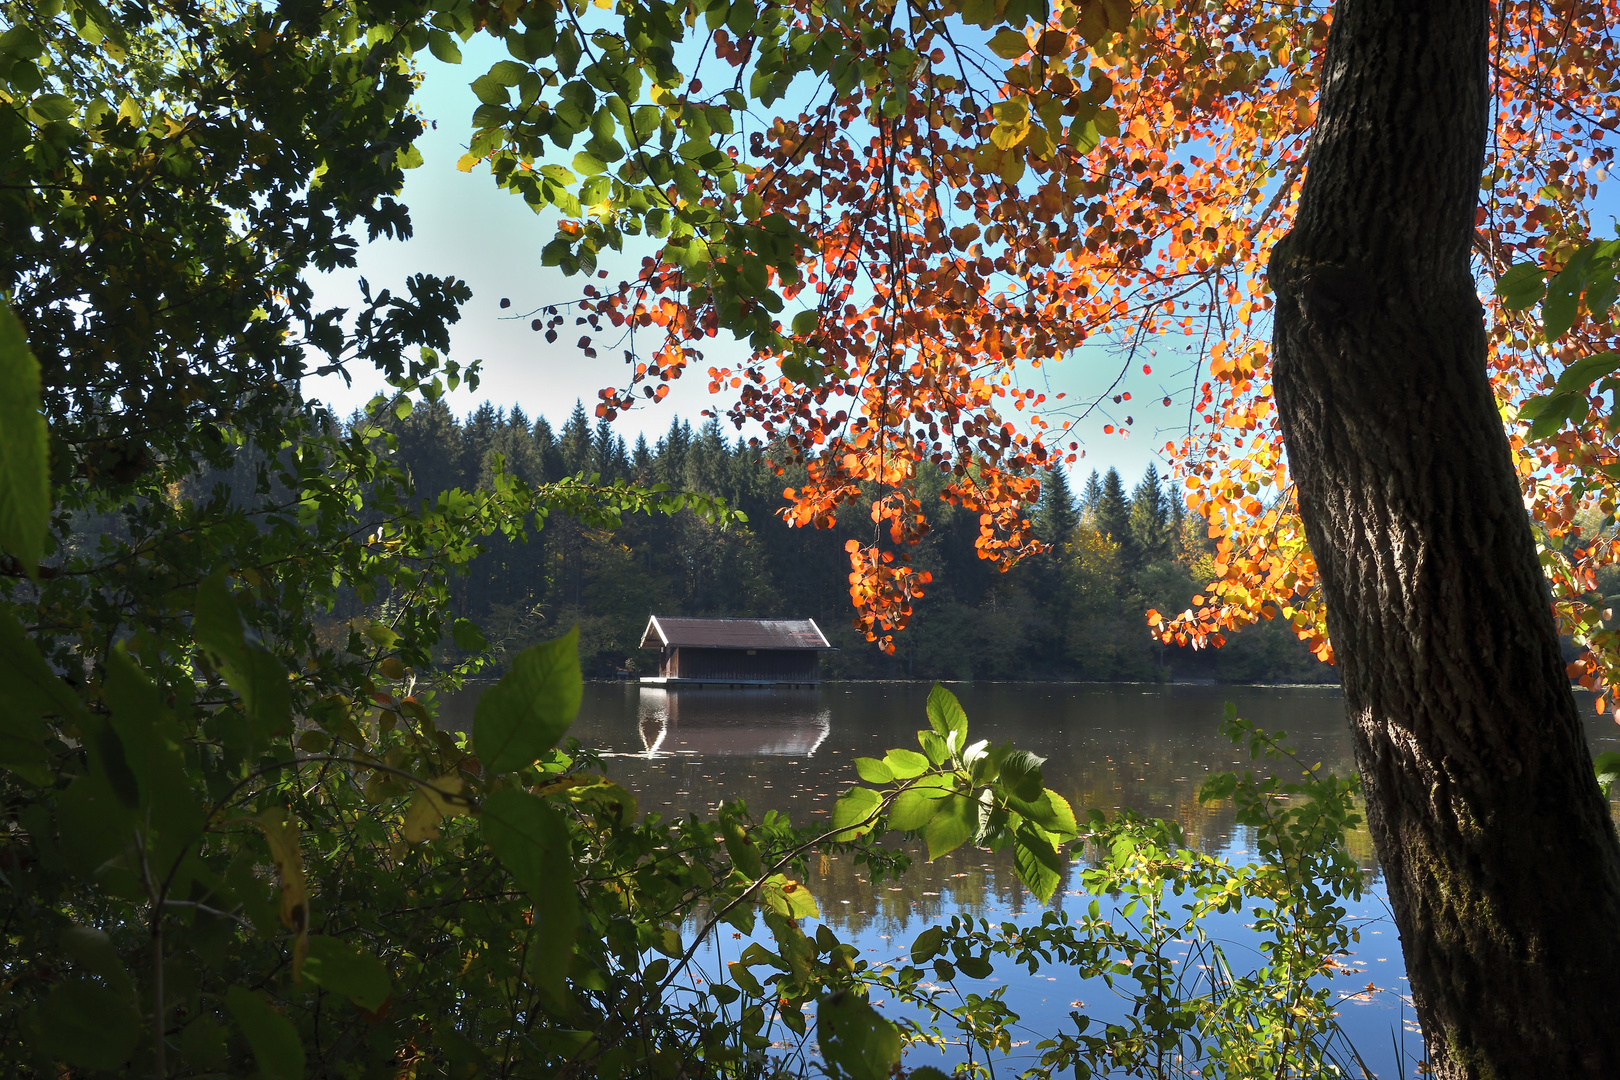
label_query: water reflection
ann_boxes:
[636,688,832,758]
[430,680,1620,1078]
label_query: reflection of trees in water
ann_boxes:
[611,686,1393,934]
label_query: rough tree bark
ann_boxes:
[1268,1,1620,1076]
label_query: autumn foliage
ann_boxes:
[479,0,1620,676]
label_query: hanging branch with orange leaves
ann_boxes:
[458,0,1620,685]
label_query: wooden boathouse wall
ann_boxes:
[656,646,821,683]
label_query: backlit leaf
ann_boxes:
[987,29,1030,59]
[925,791,978,860]
[1012,823,1064,902]
[831,785,882,839]
[39,979,140,1071]
[473,627,582,774]
[883,747,930,779]
[481,788,579,997]
[300,935,391,1010]
[0,298,49,576]
[227,986,305,1080]
[854,756,893,783]
[817,991,901,1080]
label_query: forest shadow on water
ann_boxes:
[436,680,1620,1077]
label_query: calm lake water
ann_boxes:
[444,682,1620,1078]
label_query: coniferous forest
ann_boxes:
[360,398,1335,683]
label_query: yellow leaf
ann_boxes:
[257,808,309,976]
[987,28,1030,60]
[990,98,1031,151]
[1026,123,1055,159]
[456,153,478,173]
[401,773,467,843]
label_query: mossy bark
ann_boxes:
[1268,0,1620,1076]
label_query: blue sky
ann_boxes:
[302,40,1189,483]
[303,40,1618,487]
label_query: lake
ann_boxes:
[442,681,1620,1078]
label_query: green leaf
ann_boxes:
[882,747,929,779]
[178,1017,229,1071]
[909,925,945,964]
[918,729,951,765]
[473,627,582,773]
[39,978,141,1071]
[1596,751,1620,796]
[925,791,979,860]
[226,986,305,1080]
[61,926,134,994]
[452,617,487,652]
[956,953,993,979]
[761,874,819,919]
[853,756,893,784]
[889,775,951,831]
[990,746,1045,801]
[0,298,49,575]
[831,785,882,839]
[105,648,202,832]
[194,573,291,739]
[427,28,462,63]
[1494,261,1547,311]
[488,59,527,85]
[1552,352,1620,396]
[572,150,608,176]
[470,73,508,105]
[300,935,390,1010]
[987,28,1031,59]
[1544,243,1600,341]
[1008,788,1078,839]
[723,819,763,877]
[925,684,967,746]
[0,608,78,783]
[481,788,579,997]
[580,174,613,206]
[1012,823,1064,902]
[1523,391,1585,440]
[817,991,901,1080]
[29,92,75,120]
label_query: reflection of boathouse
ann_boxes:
[638,615,832,688]
[638,689,831,757]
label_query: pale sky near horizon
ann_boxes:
[301,40,1619,488]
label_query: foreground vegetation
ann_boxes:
[8,0,1620,1072]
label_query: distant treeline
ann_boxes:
[174,396,1315,683]
[345,399,1338,683]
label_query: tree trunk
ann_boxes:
[1268,1,1620,1076]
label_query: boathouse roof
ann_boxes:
[639,616,832,651]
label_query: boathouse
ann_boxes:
[638,616,832,687]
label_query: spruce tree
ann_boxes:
[1035,467,1080,549]
[1093,467,1136,569]
[559,401,592,475]
[1129,463,1173,564]
[532,415,563,482]
[1080,469,1105,517]
[591,416,621,480]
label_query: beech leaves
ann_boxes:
[830,685,1077,901]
